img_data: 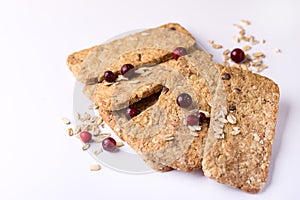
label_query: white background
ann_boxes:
[0,0,299,199]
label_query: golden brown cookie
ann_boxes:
[202,66,280,193]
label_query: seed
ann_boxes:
[241,19,251,25]
[223,49,230,55]
[82,143,90,151]
[253,52,265,58]
[243,45,252,51]
[116,141,124,147]
[67,128,73,136]
[208,40,214,44]
[233,36,240,43]
[274,48,282,53]
[94,148,103,155]
[261,39,266,44]
[212,44,223,49]
[89,164,101,171]
[233,24,243,29]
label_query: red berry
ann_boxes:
[80,131,92,143]
[102,137,117,152]
[121,64,135,78]
[176,93,192,108]
[186,115,199,126]
[173,47,188,60]
[125,107,139,119]
[230,48,245,63]
[197,112,207,123]
[104,70,116,82]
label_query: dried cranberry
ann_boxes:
[176,93,192,108]
[125,107,139,119]
[121,64,135,78]
[230,48,245,63]
[197,112,207,123]
[80,131,92,143]
[173,47,188,60]
[186,115,199,126]
[104,70,116,82]
[102,137,117,152]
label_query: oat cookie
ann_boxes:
[96,57,212,172]
[202,66,280,193]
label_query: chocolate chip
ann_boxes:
[169,27,176,31]
[86,77,99,85]
[229,105,236,111]
[221,72,231,80]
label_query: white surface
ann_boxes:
[0,0,299,199]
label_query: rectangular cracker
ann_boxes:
[202,66,280,193]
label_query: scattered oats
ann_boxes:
[116,141,124,147]
[227,113,237,124]
[212,44,223,49]
[253,52,266,58]
[275,48,282,53]
[61,117,71,125]
[208,39,214,44]
[251,40,260,45]
[82,143,90,151]
[223,49,230,55]
[100,132,111,138]
[67,128,74,136]
[224,55,230,60]
[80,112,91,121]
[233,24,243,29]
[241,19,251,25]
[94,136,104,143]
[261,39,266,44]
[239,29,246,36]
[88,104,99,110]
[96,117,103,126]
[243,45,252,51]
[90,116,98,123]
[75,126,82,135]
[90,164,101,171]
[94,148,103,155]
[233,36,240,43]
